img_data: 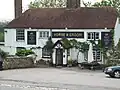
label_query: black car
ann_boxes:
[104,66,120,78]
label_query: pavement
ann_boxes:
[0,67,119,90]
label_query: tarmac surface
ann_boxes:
[0,67,119,90]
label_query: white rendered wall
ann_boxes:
[4,28,111,62]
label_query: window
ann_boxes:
[88,33,91,39]
[93,49,101,61]
[46,32,49,37]
[40,32,42,37]
[42,47,50,57]
[95,32,99,39]
[16,29,25,41]
[39,31,49,38]
[87,32,99,40]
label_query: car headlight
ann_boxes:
[107,68,112,71]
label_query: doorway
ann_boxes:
[56,48,63,66]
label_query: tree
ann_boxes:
[0,21,9,42]
[82,1,92,7]
[44,37,54,61]
[93,0,120,18]
[28,0,66,8]
[116,38,120,50]
[61,38,72,49]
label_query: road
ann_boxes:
[0,67,119,90]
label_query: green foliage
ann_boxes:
[0,49,7,59]
[68,57,72,65]
[70,39,78,48]
[45,37,54,52]
[16,50,35,56]
[44,37,54,60]
[110,29,114,48]
[82,1,92,7]
[0,21,9,42]
[61,38,72,49]
[93,0,120,18]
[61,39,89,53]
[0,32,4,42]
[117,38,120,50]
[76,42,89,53]
[28,0,66,8]
[90,40,102,49]
[106,59,120,66]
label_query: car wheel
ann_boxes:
[114,71,120,78]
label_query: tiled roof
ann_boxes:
[6,7,118,29]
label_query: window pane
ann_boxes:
[42,47,50,57]
[39,32,42,37]
[87,33,91,39]
[43,32,46,37]
[16,29,24,41]
[95,32,99,39]
[46,32,49,37]
[93,49,101,61]
[91,33,94,39]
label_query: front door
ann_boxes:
[56,49,63,66]
[27,31,36,45]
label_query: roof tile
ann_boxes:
[6,7,118,29]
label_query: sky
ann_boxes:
[0,0,101,21]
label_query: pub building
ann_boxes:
[4,0,118,66]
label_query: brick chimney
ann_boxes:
[14,0,22,18]
[67,0,80,8]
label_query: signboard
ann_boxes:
[101,32,112,48]
[52,32,84,38]
[27,31,36,45]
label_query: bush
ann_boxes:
[16,50,35,56]
[72,60,78,66]
[0,49,7,59]
[106,59,120,66]
[80,61,104,70]
[68,60,72,65]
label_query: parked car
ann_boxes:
[104,66,120,78]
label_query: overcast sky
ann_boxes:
[0,0,101,21]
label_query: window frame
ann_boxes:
[42,47,51,58]
[93,49,101,61]
[16,29,25,41]
[87,32,99,40]
[39,31,49,38]
[95,32,99,40]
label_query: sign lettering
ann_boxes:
[52,32,84,38]
[101,32,112,48]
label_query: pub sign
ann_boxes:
[52,32,84,38]
[101,32,112,48]
[27,31,36,45]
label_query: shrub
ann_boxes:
[72,60,78,66]
[0,49,7,59]
[16,49,35,56]
[68,60,72,65]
